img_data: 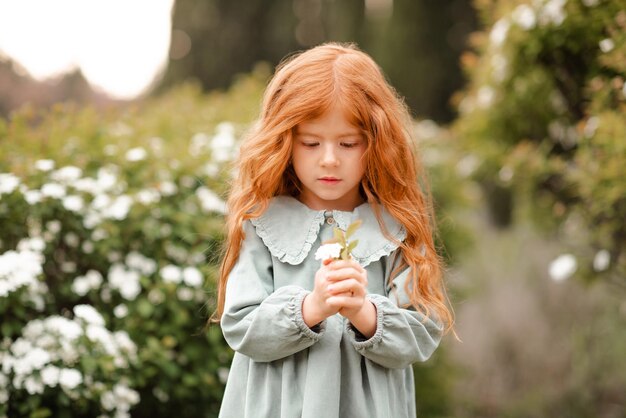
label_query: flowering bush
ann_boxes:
[0,74,266,417]
[454,0,626,285]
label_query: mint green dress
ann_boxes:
[219,196,443,418]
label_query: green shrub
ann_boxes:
[0,70,266,417]
[454,0,626,285]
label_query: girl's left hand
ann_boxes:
[324,259,368,318]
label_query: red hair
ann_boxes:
[214,42,453,332]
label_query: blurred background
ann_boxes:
[1,0,625,417]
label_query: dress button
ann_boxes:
[326,217,335,225]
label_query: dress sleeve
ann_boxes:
[220,221,325,362]
[346,252,443,369]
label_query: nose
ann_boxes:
[320,143,339,166]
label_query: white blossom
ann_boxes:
[35,159,55,172]
[62,195,84,212]
[160,264,182,284]
[490,18,510,47]
[103,195,133,220]
[125,147,147,162]
[24,376,45,394]
[599,38,615,53]
[24,189,43,204]
[0,173,20,195]
[41,183,66,199]
[315,243,343,261]
[182,267,203,287]
[96,166,118,191]
[549,254,577,281]
[51,166,82,184]
[74,305,105,327]
[58,368,82,389]
[40,365,60,387]
[136,189,161,205]
[126,252,157,275]
[159,181,178,196]
[114,304,129,318]
[108,264,141,300]
[593,249,610,272]
[512,4,536,30]
[210,122,236,162]
[196,187,227,214]
[476,86,495,108]
[539,0,567,27]
[177,287,194,301]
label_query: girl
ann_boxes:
[215,42,453,418]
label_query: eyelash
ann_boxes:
[300,142,360,148]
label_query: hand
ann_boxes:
[324,259,368,318]
[301,258,344,327]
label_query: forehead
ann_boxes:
[296,103,361,135]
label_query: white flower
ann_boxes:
[159,181,178,196]
[62,195,84,212]
[17,237,45,253]
[315,243,343,261]
[126,252,157,275]
[599,38,615,53]
[177,287,194,301]
[24,189,43,204]
[40,364,61,387]
[125,147,147,162]
[136,189,161,205]
[512,4,536,30]
[114,304,129,318]
[210,122,236,162]
[182,267,203,287]
[51,166,82,183]
[74,305,105,326]
[549,254,577,281]
[73,177,99,194]
[44,317,82,341]
[104,195,133,220]
[476,86,495,108]
[196,187,227,214]
[160,265,182,284]
[108,264,141,301]
[96,166,118,191]
[0,173,20,195]
[58,368,82,389]
[189,132,211,155]
[71,270,102,296]
[35,159,55,172]
[582,0,598,5]
[593,249,610,272]
[539,0,567,27]
[41,183,66,199]
[490,18,510,47]
[24,376,45,394]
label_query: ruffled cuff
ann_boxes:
[346,294,385,349]
[290,289,326,339]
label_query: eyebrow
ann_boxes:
[295,130,363,139]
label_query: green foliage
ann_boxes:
[454,0,626,285]
[0,72,266,417]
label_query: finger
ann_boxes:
[327,279,364,295]
[326,268,367,284]
[326,259,364,272]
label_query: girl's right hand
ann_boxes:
[302,259,342,327]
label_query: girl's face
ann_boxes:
[292,103,366,211]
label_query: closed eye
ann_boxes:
[301,141,319,147]
[340,142,361,148]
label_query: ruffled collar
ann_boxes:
[250,195,406,267]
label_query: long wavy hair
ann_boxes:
[214,42,453,332]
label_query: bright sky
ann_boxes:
[0,0,174,99]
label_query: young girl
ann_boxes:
[215,42,453,418]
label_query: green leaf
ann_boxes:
[322,238,340,245]
[345,220,362,239]
[347,240,358,253]
[333,227,345,244]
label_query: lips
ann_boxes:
[319,177,340,184]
